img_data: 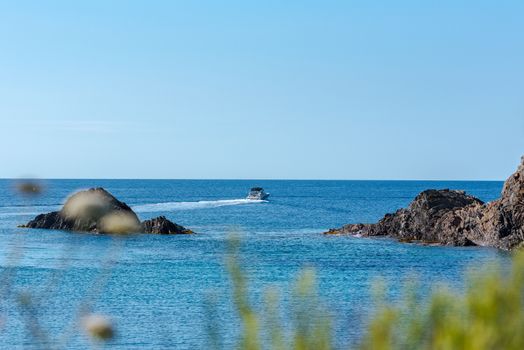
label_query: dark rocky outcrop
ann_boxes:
[22,188,141,232]
[325,156,524,250]
[142,216,193,234]
[20,188,193,235]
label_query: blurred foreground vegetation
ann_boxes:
[5,234,523,349]
[221,237,524,350]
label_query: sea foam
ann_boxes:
[132,198,266,213]
[0,205,60,218]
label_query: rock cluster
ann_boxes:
[326,156,524,250]
[142,216,193,234]
[20,188,193,235]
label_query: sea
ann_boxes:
[0,179,510,349]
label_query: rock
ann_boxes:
[325,223,371,235]
[23,211,68,230]
[142,216,193,234]
[325,156,524,250]
[20,188,193,235]
[21,188,141,233]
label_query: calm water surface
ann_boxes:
[0,180,509,349]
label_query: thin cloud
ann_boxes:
[8,120,156,134]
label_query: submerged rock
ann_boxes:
[20,188,192,235]
[325,156,524,250]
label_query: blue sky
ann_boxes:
[0,0,522,180]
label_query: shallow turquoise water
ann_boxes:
[0,180,509,349]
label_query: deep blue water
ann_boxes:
[0,179,510,349]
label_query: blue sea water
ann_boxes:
[0,179,510,349]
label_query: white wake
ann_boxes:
[132,198,267,213]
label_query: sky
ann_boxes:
[0,0,522,180]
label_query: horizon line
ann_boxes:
[0,177,505,182]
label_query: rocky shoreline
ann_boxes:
[20,187,193,235]
[325,156,524,250]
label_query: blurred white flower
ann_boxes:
[99,211,141,234]
[62,191,109,220]
[81,313,115,341]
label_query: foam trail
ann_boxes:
[132,199,267,213]
[0,205,61,218]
